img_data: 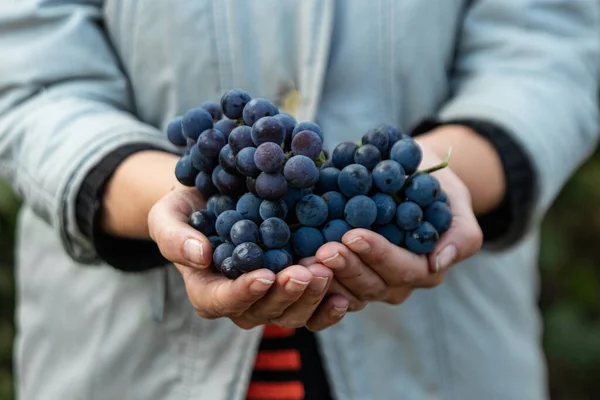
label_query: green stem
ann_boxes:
[315,151,327,167]
[419,147,452,174]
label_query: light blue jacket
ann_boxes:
[1,1,599,399]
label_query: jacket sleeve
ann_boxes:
[0,1,177,264]
[439,0,600,233]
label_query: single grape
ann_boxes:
[230,219,259,245]
[236,193,263,223]
[214,195,236,216]
[232,242,264,273]
[228,126,254,154]
[186,137,196,151]
[291,130,323,160]
[293,227,325,258]
[208,235,222,251]
[213,243,235,270]
[200,101,223,122]
[263,249,293,273]
[321,219,352,243]
[251,116,286,146]
[273,113,297,149]
[213,119,239,141]
[338,164,372,197]
[344,195,377,228]
[405,222,439,254]
[292,121,323,140]
[195,171,217,199]
[376,124,403,150]
[221,257,243,279]
[215,210,244,241]
[218,144,237,174]
[332,142,359,170]
[206,195,219,215]
[372,160,405,193]
[256,172,288,200]
[259,218,291,249]
[424,201,452,234]
[235,147,260,178]
[362,128,389,153]
[188,210,216,236]
[259,200,288,220]
[321,191,347,220]
[211,165,222,186]
[283,155,319,188]
[371,193,396,225]
[404,173,441,207]
[390,138,423,175]
[395,201,423,231]
[353,144,381,171]
[197,129,226,159]
[296,194,329,227]
[246,176,258,195]
[283,187,311,210]
[167,116,186,146]
[315,167,340,194]
[190,144,217,172]
[214,169,243,196]
[242,98,279,126]
[254,142,285,173]
[320,159,335,169]
[436,190,449,205]
[220,89,251,120]
[175,156,199,186]
[374,224,405,246]
[182,107,214,140]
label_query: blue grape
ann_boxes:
[214,195,236,216]
[332,142,359,170]
[195,171,217,199]
[374,224,405,246]
[206,195,219,215]
[372,160,405,193]
[232,242,264,273]
[322,219,352,243]
[437,190,449,205]
[354,144,381,171]
[259,218,291,249]
[175,156,199,186]
[211,165,222,186]
[296,195,329,227]
[220,89,251,120]
[316,168,340,194]
[208,235,222,251]
[213,119,239,141]
[291,130,323,160]
[424,201,452,234]
[246,176,258,195]
[213,243,235,270]
[321,191,347,220]
[251,117,285,146]
[259,200,288,220]
[236,193,262,223]
[362,128,389,153]
[182,107,213,140]
[293,227,324,258]
[190,143,217,172]
[405,222,439,254]
[376,124,403,149]
[254,142,285,173]
[215,210,244,241]
[197,129,226,159]
[292,121,323,140]
[404,173,441,207]
[263,249,293,273]
[395,201,423,231]
[256,172,288,200]
[218,144,237,174]
[344,195,377,228]
[283,187,311,210]
[338,164,372,197]
[230,219,259,245]
[235,147,260,178]
[390,138,423,174]
[186,137,196,151]
[228,126,254,154]
[320,159,335,169]
[242,98,279,126]
[371,193,396,225]
[188,210,215,236]
[273,113,297,149]
[284,155,319,189]
[214,169,243,196]
[167,116,186,146]
[200,101,223,122]
[221,257,242,279]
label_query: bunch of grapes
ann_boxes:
[167,89,452,279]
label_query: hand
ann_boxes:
[148,186,349,331]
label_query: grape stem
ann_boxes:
[315,151,327,167]
[419,147,452,174]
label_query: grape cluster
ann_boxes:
[167,89,452,279]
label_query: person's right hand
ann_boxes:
[148,186,350,331]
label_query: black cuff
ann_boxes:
[412,118,536,248]
[75,144,170,272]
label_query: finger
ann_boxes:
[269,264,332,328]
[315,241,389,302]
[245,265,314,321]
[305,295,349,332]
[327,279,368,311]
[180,265,276,319]
[298,256,317,267]
[341,229,431,287]
[384,287,413,305]
[148,188,212,268]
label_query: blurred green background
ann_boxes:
[0,149,599,400]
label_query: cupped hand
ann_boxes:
[148,186,349,331]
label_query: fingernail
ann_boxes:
[343,237,370,253]
[330,306,348,318]
[321,253,344,268]
[250,279,274,294]
[183,239,204,264]
[311,277,329,293]
[436,245,457,272]
[285,278,310,293]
